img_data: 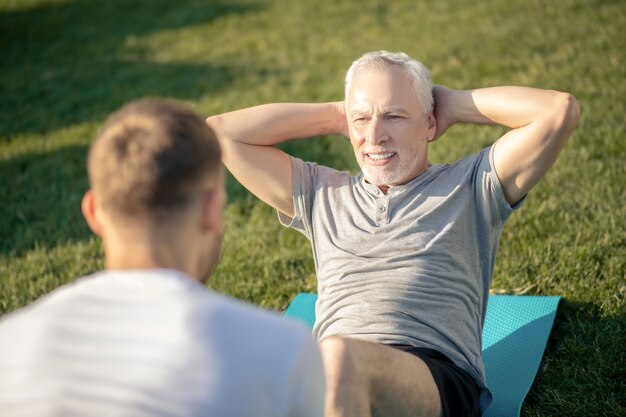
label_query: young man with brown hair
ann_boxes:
[0,99,325,417]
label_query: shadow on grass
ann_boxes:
[0,143,269,256]
[0,0,260,138]
[521,299,625,416]
[0,144,90,256]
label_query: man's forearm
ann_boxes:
[207,102,346,146]
[204,102,347,217]
[444,86,577,130]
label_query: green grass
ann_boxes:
[1,0,624,415]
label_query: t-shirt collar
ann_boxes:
[358,167,435,197]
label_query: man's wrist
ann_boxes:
[441,89,474,126]
[326,101,349,138]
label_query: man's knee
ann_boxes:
[319,336,370,415]
[320,336,368,388]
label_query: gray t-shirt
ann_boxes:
[279,146,522,411]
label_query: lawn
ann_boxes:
[1,0,624,415]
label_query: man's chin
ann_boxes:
[363,166,427,188]
[363,171,397,187]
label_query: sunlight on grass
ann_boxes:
[1,0,624,415]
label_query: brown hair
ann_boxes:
[88,98,221,218]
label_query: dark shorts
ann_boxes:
[388,344,481,417]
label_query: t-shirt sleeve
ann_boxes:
[473,145,525,226]
[277,156,317,240]
[287,328,325,417]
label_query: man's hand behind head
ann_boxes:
[431,85,453,142]
[332,101,350,139]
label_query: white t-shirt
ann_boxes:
[0,269,325,417]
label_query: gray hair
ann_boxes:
[345,50,433,114]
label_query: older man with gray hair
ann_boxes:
[207,50,579,417]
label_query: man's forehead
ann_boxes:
[347,67,417,108]
[349,103,409,115]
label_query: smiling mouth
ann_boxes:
[366,152,396,162]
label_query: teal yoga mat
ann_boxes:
[285,293,560,417]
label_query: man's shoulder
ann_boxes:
[0,270,311,343]
[0,275,86,332]
[440,147,490,172]
[96,269,314,341]
[290,155,356,185]
[203,290,314,343]
[425,147,492,184]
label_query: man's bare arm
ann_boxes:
[206,103,347,217]
[433,86,580,205]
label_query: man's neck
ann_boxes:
[102,235,197,280]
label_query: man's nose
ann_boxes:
[365,118,388,145]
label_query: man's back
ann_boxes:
[0,270,324,417]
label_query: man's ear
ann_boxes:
[81,190,104,237]
[200,188,225,234]
[426,111,438,142]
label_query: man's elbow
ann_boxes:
[205,114,221,134]
[205,115,232,146]
[555,92,580,132]
[544,92,580,148]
